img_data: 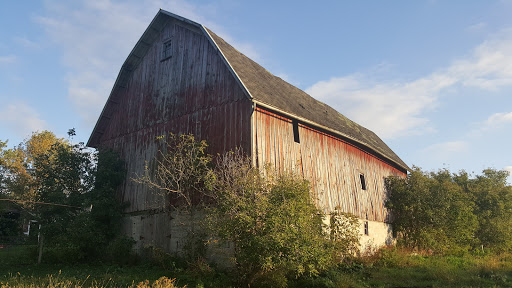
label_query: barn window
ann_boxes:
[162,39,173,60]
[360,174,367,190]
[364,214,369,235]
[292,119,300,143]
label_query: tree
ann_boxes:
[0,131,64,205]
[134,133,214,207]
[385,167,512,254]
[207,151,359,287]
[468,169,512,252]
[385,167,478,253]
[0,131,131,263]
[137,136,360,287]
[134,133,215,259]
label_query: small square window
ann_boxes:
[162,40,172,60]
[360,174,367,190]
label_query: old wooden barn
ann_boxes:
[87,10,409,252]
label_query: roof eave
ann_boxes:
[252,100,410,172]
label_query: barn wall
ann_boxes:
[254,107,406,223]
[98,22,252,213]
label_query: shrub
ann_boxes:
[206,151,360,286]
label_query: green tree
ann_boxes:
[385,167,478,253]
[207,151,359,287]
[137,136,360,287]
[0,131,131,263]
[0,131,64,205]
[386,167,512,254]
[469,169,512,252]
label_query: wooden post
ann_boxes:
[37,234,44,264]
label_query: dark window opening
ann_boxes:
[162,39,172,60]
[364,213,369,236]
[293,120,300,143]
[360,174,367,190]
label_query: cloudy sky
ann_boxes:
[1,0,511,181]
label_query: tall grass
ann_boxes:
[2,245,511,287]
[1,273,185,288]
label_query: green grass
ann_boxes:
[0,245,229,288]
[2,245,512,287]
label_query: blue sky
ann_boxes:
[1,0,511,182]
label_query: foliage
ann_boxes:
[385,167,512,253]
[38,146,132,263]
[137,136,361,287]
[0,131,65,203]
[2,245,512,288]
[206,150,359,287]
[329,211,361,259]
[0,131,133,263]
[469,169,512,252]
[133,133,217,260]
[133,133,214,208]
[135,277,187,288]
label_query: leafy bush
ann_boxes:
[385,167,512,253]
[206,151,360,286]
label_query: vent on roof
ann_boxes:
[162,39,172,61]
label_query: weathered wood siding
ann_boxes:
[98,22,252,213]
[254,107,406,222]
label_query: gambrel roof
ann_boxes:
[88,9,409,172]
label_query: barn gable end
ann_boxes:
[89,11,252,215]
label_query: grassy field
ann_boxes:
[1,245,512,287]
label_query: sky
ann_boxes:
[1,0,511,182]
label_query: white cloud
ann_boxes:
[470,112,512,136]
[36,0,258,128]
[0,102,47,137]
[448,30,512,90]
[466,22,487,34]
[306,72,453,138]
[420,141,470,165]
[505,166,512,184]
[484,112,512,126]
[306,29,512,140]
[14,37,41,49]
[504,166,512,175]
[423,141,469,153]
[0,55,16,64]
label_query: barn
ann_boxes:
[87,9,409,252]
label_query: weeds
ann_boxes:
[2,245,511,287]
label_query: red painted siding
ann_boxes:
[97,22,251,213]
[254,107,406,222]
